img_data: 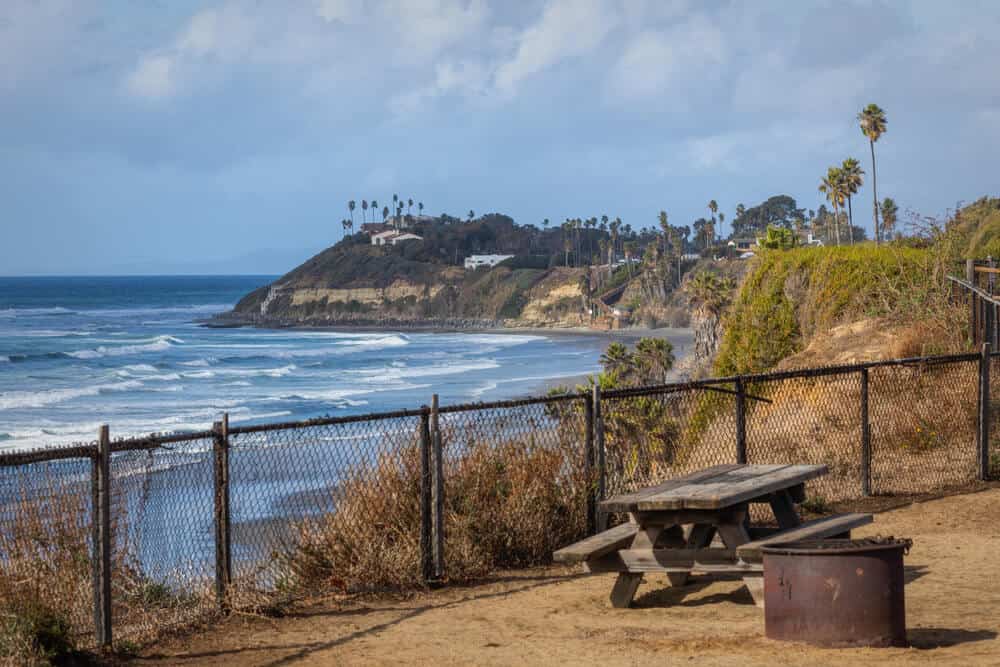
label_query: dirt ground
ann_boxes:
[134,489,1000,666]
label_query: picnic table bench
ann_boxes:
[554,464,873,608]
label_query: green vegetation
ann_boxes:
[714,244,960,375]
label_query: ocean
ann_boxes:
[0,275,614,453]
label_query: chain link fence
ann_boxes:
[0,351,994,656]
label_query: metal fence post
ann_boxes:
[430,394,445,581]
[91,425,112,649]
[212,414,232,609]
[860,368,871,497]
[419,407,433,583]
[583,391,595,535]
[979,343,991,481]
[735,378,747,464]
[593,385,608,532]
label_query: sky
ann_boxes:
[1,0,999,275]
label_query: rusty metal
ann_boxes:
[762,537,911,648]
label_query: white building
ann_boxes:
[464,254,514,269]
[371,230,423,246]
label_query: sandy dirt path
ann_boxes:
[134,489,1000,666]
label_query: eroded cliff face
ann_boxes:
[229,265,591,329]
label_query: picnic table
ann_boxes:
[554,464,872,608]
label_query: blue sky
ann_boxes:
[2,0,999,275]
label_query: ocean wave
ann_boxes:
[181,364,296,380]
[0,380,144,410]
[277,382,430,403]
[0,356,7,363]
[179,358,215,367]
[346,359,499,383]
[0,307,74,318]
[67,335,183,360]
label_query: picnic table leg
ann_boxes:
[716,509,765,608]
[663,524,716,587]
[609,517,664,608]
[769,490,801,529]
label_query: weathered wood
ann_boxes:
[430,394,445,580]
[610,573,643,608]
[553,522,639,563]
[666,523,717,586]
[92,425,112,648]
[586,548,759,575]
[599,464,742,513]
[768,490,800,529]
[419,409,433,582]
[787,483,806,503]
[212,414,232,609]
[631,506,745,527]
[736,513,874,563]
[636,464,828,511]
[743,577,765,607]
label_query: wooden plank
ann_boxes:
[586,548,760,574]
[736,513,874,563]
[630,506,745,527]
[636,465,785,510]
[599,464,742,513]
[553,522,639,563]
[639,464,828,510]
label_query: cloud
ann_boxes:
[493,0,616,96]
[607,14,725,102]
[126,54,176,100]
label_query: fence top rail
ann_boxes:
[949,275,1000,305]
[0,350,987,468]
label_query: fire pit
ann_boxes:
[761,536,912,647]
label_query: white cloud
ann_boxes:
[493,0,616,96]
[380,0,490,62]
[126,54,176,100]
[316,0,365,24]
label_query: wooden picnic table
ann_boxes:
[554,464,872,608]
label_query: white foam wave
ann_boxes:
[179,358,214,367]
[0,356,8,363]
[0,380,144,410]
[68,335,183,359]
[347,359,499,383]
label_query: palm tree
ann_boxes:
[623,241,636,278]
[600,342,632,381]
[341,219,352,236]
[418,201,424,218]
[858,103,887,244]
[348,200,356,226]
[716,213,724,244]
[542,218,550,230]
[819,167,846,245]
[407,198,413,216]
[658,211,670,256]
[881,197,898,238]
[371,199,378,221]
[610,218,620,263]
[563,230,572,267]
[361,199,368,223]
[468,210,475,222]
[634,338,675,383]
[382,205,389,222]
[840,157,865,243]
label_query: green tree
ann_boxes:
[688,271,735,315]
[382,205,389,221]
[418,201,424,217]
[371,199,379,220]
[760,225,797,250]
[407,198,413,216]
[819,167,846,245]
[634,338,675,384]
[858,103,887,244]
[881,197,898,238]
[840,158,864,244]
[468,209,475,222]
[348,200,355,226]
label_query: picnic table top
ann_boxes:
[600,464,828,513]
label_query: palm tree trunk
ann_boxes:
[870,139,880,246]
[847,195,854,245]
[834,203,841,246]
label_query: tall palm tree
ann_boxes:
[563,228,572,267]
[361,199,368,223]
[623,241,636,278]
[840,157,865,243]
[635,337,675,383]
[881,197,898,238]
[382,205,389,221]
[407,198,413,216]
[542,218,550,230]
[858,103,887,244]
[468,210,475,222]
[716,212,724,244]
[418,201,424,218]
[341,219,352,237]
[819,167,846,245]
[348,200,355,226]
[658,211,670,256]
[610,218,620,263]
[735,203,745,237]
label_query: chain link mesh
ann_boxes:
[0,354,993,656]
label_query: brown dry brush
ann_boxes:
[0,464,219,661]
[287,421,590,593]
